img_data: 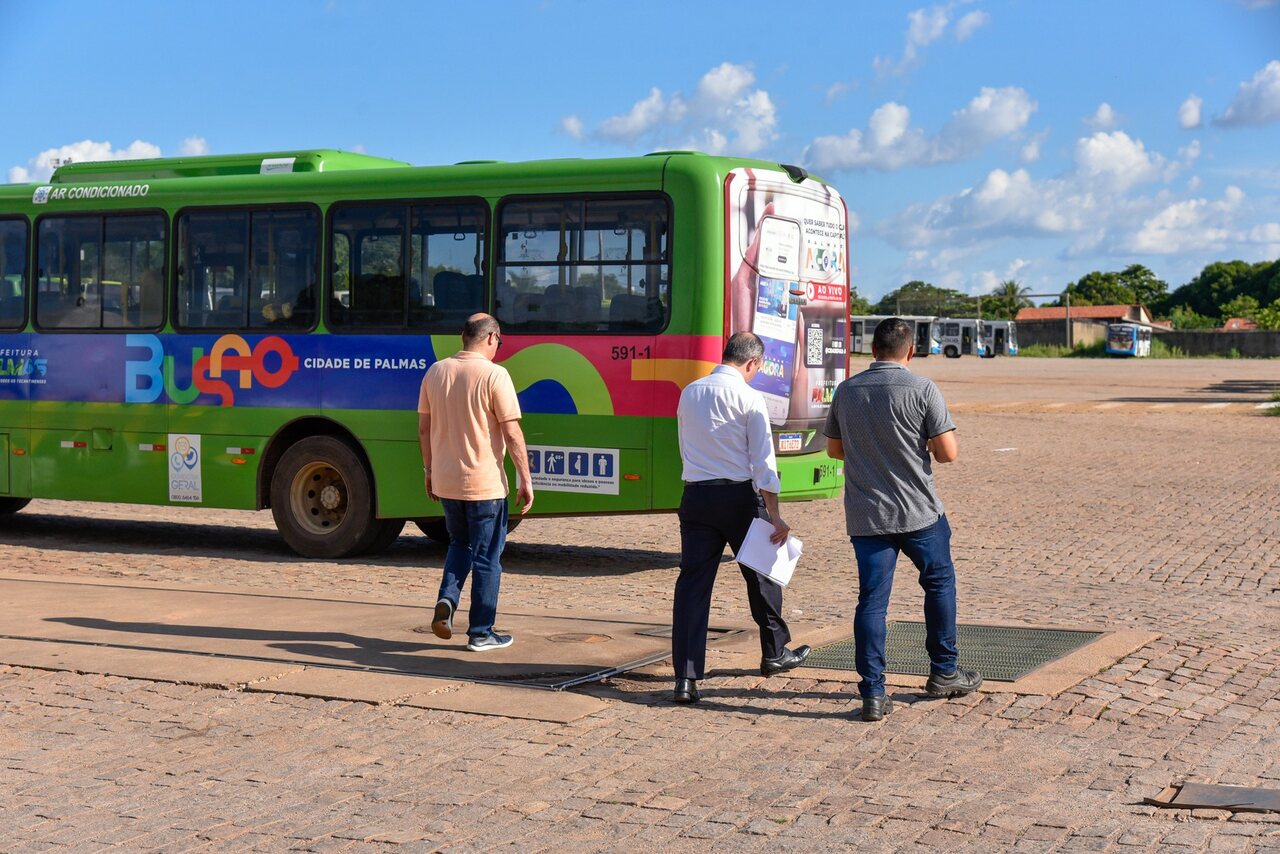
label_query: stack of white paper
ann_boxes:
[737,517,803,587]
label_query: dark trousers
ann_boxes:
[672,482,791,680]
[439,498,508,640]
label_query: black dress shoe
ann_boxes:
[760,644,811,677]
[860,695,894,722]
[672,678,700,704]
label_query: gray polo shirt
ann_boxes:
[823,361,956,537]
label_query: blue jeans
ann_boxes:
[438,498,508,640]
[851,515,958,698]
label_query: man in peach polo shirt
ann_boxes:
[418,314,534,651]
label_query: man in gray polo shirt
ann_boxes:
[825,317,982,722]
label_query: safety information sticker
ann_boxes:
[526,445,619,495]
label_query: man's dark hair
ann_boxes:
[872,317,913,359]
[723,331,765,365]
[462,313,500,344]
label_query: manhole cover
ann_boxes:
[802,622,1103,682]
[546,633,612,644]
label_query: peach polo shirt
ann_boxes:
[418,351,522,501]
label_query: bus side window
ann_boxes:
[178,210,249,329]
[0,219,27,330]
[36,215,164,331]
[248,209,318,330]
[495,195,669,335]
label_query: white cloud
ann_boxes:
[178,136,209,156]
[824,80,854,105]
[560,114,585,140]
[1215,60,1280,127]
[1021,129,1049,163]
[805,86,1036,172]
[873,5,951,77]
[583,63,776,156]
[351,144,367,154]
[1083,102,1119,130]
[1178,94,1203,129]
[1073,131,1163,192]
[7,139,162,184]
[954,10,990,41]
[1129,186,1244,254]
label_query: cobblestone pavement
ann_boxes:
[1,362,1279,852]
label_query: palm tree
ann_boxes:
[989,279,1032,319]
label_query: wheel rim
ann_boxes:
[290,461,349,536]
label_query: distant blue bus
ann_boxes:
[1106,322,1152,357]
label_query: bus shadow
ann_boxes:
[0,512,677,574]
[1108,378,1279,404]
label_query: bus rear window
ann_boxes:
[495,195,669,335]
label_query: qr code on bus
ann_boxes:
[805,325,824,368]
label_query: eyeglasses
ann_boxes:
[490,332,503,349]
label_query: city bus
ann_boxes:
[0,150,850,557]
[980,320,1018,356]
[1105,322,1152,357]
[934,317,987,357]
[849,315,938,359]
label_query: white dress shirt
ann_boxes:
[677,365,782,494]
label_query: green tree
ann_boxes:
[1168,305,1215,329]
[850,287,873,315]
[1255,298,1280,331]
[1116,264,1168,306]
[1218,294,1260,320]
[1156,258,1280,319]
[873,280,977,317]
[986,279,1032,320]
[1059,270,1135,307]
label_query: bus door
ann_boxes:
[727,167,849,446]
[961,324,973,355]
[852,320,863,355]
[915,321,930,356]
[994,326,1006,355]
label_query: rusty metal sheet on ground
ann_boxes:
[1146,783,1280,813]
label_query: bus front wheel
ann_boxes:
[271,436,378,559]
[0,497,31,515]
[944,346,959,358]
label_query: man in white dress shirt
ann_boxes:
[670,332,811,704]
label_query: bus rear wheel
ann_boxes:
[415,514,522,544]
[944,346,959,358]
[271,436,378,559]
[0,497,31,515]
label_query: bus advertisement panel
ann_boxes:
[727,168,849,431]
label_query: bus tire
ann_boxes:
[944,346,959,358]
[0,497,31,515]
[270,436,378,559]
[415,514,521,544]
[361,518,407,556]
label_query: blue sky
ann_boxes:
[2,0,1278,301]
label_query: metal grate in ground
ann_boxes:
[801,622,1103,682]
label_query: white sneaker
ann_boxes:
[467,632,514,652]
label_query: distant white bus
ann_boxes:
[934,318,988,357]
[981,320,1018,356]
[850,315,940,357]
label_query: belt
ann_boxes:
[684,478,751,487]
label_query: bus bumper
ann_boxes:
[777,452,843,501]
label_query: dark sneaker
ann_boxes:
[467,632,514,652]
[431,599,454,640]
[925,668,983,697]
[860,695,893,722]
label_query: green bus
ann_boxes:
[0,149,850,557]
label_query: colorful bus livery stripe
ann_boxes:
[0,331,726,418]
